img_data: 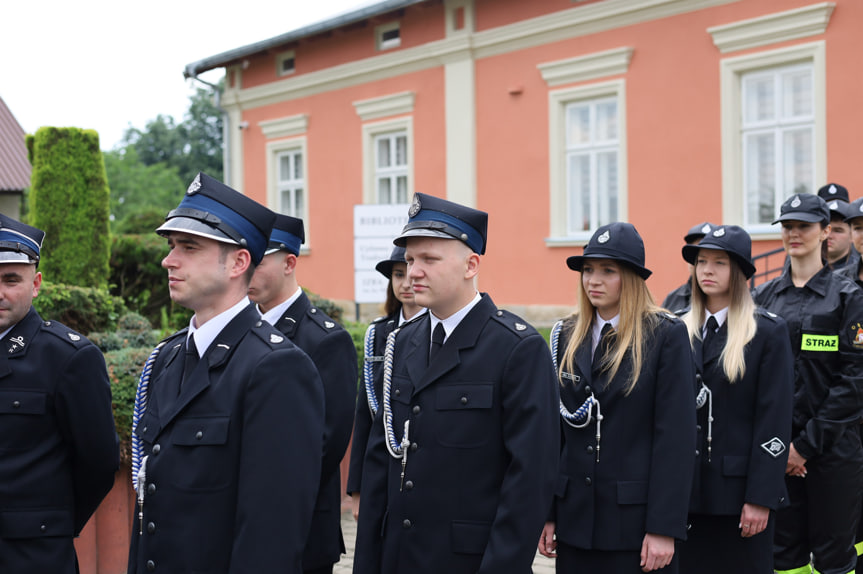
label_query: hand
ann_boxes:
[640,533,674,572]
[538,522,557,558]
[351,493,360,521]
[785,443,807,478]
[739,503,769,537]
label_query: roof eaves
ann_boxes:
[184,0,429,78]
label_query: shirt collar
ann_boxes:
[189,296,251,358]
[702,306,729,334]
[399,306,427,326]
[429,292,482,343]
[591,310,620,353]
[258,286,303,326]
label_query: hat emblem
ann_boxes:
[858,203,863,213]
[713,227,725,237]
[701,224,711,234]
[829,201,839,210]
[597,230,610,244]
[408,195,422,218]
[829,184,837,194]
[790,196,801,208]
[187,174,202,195]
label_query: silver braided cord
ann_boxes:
[132,343,164,491]
[381,328,410,461]
[363,323,380,418]
[695,373,714,462]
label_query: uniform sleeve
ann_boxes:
[744,317,794,509]
[645,320,697,540]
[309,328,358,478]
[54,343,120,535]
[352,407,388,574]
[229,345,325,573]
[478,334,560,574]
[795,287,863,459]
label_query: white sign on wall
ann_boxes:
[354,204,410,304]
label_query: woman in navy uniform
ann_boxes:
[752,193,863,574]
[346,245,425,521]
[677,225,794,573]
[539,222,696,573]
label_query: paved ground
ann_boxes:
[334,510,556,573]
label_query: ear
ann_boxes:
[284,253,298,275]
[31,270,42,298]
[822,223,832,241]
[464,252,480,280]
[229,249,253,279]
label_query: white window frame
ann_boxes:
[373,132,410,205]
[276,50,295,77]
[547,79,627,246]
[362,117,413,204]
[720,41,826,237]
[266,137,310,253]
[376,22,401,51]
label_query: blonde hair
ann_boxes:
[682,257,757,382]
[560,263,662,395]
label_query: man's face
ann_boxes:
[0,263,41,332]
[850,218,863,254]
[161,232,231,312]
[826,217,852,261]
[248,252,291,312]
[405,237,474,316]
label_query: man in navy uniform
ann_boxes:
[248,213,357,574]
[128,173,325,573]
[0,214,118,573]
[818,183,859,271]
[353,193,560,574]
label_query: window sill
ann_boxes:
[545,236,589,248]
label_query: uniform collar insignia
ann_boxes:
[270,333,284,344]
[7,335,25,353]
[68,333,81,342]
[324,321,335,329]
[515,323,527,331]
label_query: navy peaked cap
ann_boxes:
[682,224,755,279]
[817,182,850,203]
[567,222,652,279]
[684,221,715,244]
[266,214,305,256]
[845,197,863,223]
[773,193,829,225]
[394,193,488,254]
[157,172,276,264]
[0,213,44,265]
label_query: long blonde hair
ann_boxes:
[682,257,757,382]
[560,263,662,395]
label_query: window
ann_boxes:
[374,132,409,204]
[719,42,826,235]
[547,80,627,244]
[277,149,304,217]
[276,50,295,77]
[376,22,401,50]
[741,64,814,226]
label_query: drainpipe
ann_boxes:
[186,74,230,185]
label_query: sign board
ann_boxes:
[354,204,410,303]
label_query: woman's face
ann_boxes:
[390,262,415,306]
[695,249,732,305]
[781,220,828,259]
[582,259,622,320]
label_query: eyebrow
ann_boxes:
[0,272,24,281]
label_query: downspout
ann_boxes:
[186,74,230,185]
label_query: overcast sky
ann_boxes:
[1,0,375,150]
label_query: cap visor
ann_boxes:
[393,228,458,246]
[772,212,825,224]
[156,217,238,246]
[566,253,652,279]
[0,252,37,264]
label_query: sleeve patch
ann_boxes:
[761,437,786,458]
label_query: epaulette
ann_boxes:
[491,309,535,337]
[250,320,290,348]
[40,320,90,348]
[306,306,340,332]
[756,307,781,322]
[371,315,388,324]
[657,310,682,323]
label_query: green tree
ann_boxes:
[28,127,111,288]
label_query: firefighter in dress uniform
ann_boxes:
[353,193,560,574]
[752,193,863,574]
[677,225,794,573]
[248,214,358,574]
[539,222,697,573]
[128,173,325,573]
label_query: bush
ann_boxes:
[110,233,172,327]
[89,312,161,353]
[33,281,126,335]
[306,289,344,323]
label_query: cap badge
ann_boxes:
[187,174,202,195]
[270,334,284,344]
[829,184,837,194]
[408,195,422,218]
[713,228,725,237]
[515,323,527,331]
[760,437,786,458]
[858,203,863,213]
[790,196,802,208]
[830,201,839,210]
[324,321,335,329]
[67,333,81,342]
[700,224,711,234]
[597,230,610,244]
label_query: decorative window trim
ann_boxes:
[259,114,308,140]
[538,47,633,87]
[708,2,834,54]
[376,21,401,51]
[265,136,311,254]
[546,79,627,246]
[362,117,413,204]
[719,41,826,237]
[353,92,415,122]
[276,50,296,77]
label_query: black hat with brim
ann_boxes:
[566,222,652,280]
[682,224,756,279]
[375,246,407,279]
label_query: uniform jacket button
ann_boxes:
[696,424,702,432]
[402,519,412,529]
[412,405,421,414]
[460,396,468,405]
[195,431,203,440]
[584,386,591,394]
[152,444,160,455]
[12,401,20,408]
[147,522,156,534]
[404,480,414,490]
[394,389,401,397]
[40,524,47,532]
[695,449,700,456]
[410,442,418,452]
[586,445,594,453]
[146,560,156,571]
[147,483,156,495]
[584,477,592,486]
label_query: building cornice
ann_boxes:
[708,2,835,54]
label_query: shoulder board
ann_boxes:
[306,306,341,332]
[40,320,90,347]
[755,307,781,322]
[491,309,535,337]
[250,320,290,348]
[656,311,681,323]
[371,315,388,324]
[160,327,189,345]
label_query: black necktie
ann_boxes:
[181,334,199,393]
[593,323,613,369]
[703,316,719,355]
[429,323,445,362]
